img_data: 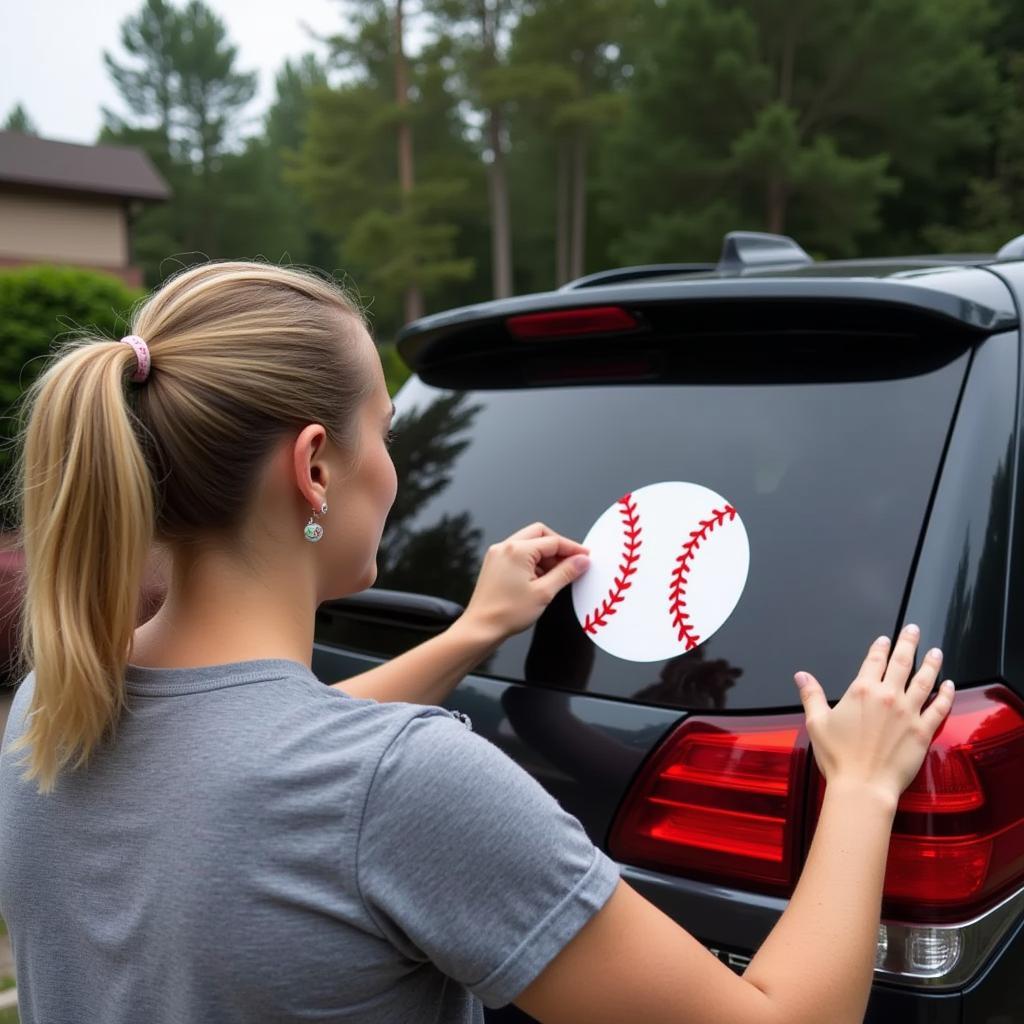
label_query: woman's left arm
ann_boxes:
[331,523,591,705]
[333,615,502,705]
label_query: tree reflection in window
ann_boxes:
[377,392,485,608]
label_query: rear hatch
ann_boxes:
[314,266,1024,1006]
[324,267,1014,712]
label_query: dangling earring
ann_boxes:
[304,500,328,542]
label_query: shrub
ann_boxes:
[379,339,412,396]
[0,265,144,527]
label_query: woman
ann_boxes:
[0,261,954,1024]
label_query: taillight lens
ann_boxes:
[505,306,638,338]
[609,714,809,892]
[809,684,1024,923]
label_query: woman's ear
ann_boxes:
[291,423,332,510]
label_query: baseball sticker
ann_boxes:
[571,481,750,662]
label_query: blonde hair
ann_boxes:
[4,260,376,794]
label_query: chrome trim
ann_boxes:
[874,885,1024,989]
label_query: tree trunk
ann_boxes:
[569,130,587,281]
[480,0,513,298]
[555,139,570,285]
[487,105,513,297]
[769,3,798,236]
[394,0,423,323]
[766,177,787,233]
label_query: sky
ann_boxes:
[0,0,360,146]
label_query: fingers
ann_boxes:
[861,626,943,709]
[534,552,590,601]
[856,634,892,684]
[905,646,943,712]
[507,521,552,541]
[794,671,829,721]
[510,531,589,560]
[506,521,589,553]
[507,521,583,547]
[920,679,956,734]
[881,623,921,689]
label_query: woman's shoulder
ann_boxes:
[287,670,469,730]
[267,673,476,771]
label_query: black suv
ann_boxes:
[311,231,1024,1023]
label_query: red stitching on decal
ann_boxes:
[668,504,737,650]
[584,492,642,634]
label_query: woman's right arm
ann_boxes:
[513,626,954,1024]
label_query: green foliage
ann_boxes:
[0,267,144,525]
[102,0,257,164]
[379,341,412,396]
[923,49,1024,253]
[267,55,328,154]
[598,0,1001,262]
[2,102,37,134]
[78,0,1024,333]
[290,5,485,339]
[499,0,636,283]
[101,0,180,151]
[100,0,263,282]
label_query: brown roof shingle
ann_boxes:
[0,130,171,202]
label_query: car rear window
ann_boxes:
[316,335,971,710]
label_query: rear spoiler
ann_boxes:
[396,273,1017,376]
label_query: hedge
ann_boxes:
[0,264,144,404]
[0,265,144,526]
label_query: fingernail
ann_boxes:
[571,555,590,572]
[794,672,809,688]
[904,623,920,637]
[875,635,890,646]
[927,647,942,660]
[942,679,955,691]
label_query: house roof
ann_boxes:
[0,130,171,202]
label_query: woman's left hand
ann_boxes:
[459,522,591,643]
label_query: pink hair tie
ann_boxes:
[119,334,151,383]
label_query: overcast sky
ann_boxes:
[1,0,366,146]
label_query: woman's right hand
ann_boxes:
[794,624,956,806]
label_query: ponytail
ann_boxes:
[3,259,372,794]
[6,337,155,793]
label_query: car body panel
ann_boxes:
[902,329,1019,686]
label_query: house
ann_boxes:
[0,131,170,287]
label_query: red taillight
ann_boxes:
[809,684,1024,923]
[609,715,808,892]
[505,306,638,339]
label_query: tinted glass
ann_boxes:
[317,338,970,710]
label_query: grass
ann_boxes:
[0,1010,17,1024]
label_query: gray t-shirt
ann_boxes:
[0,657,621,1023]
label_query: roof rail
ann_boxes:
[559,263,715,290]
[996,233,1024,259]
[717,231,812,273]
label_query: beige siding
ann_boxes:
[0,190,127,266]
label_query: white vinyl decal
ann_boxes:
[571,481,750,662]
